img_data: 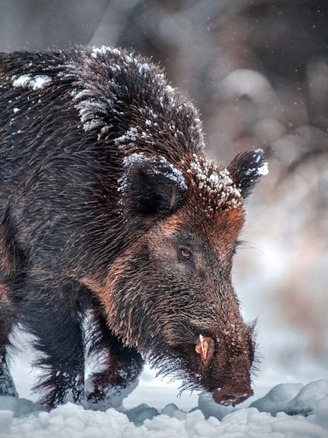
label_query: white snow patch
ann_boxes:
[164,85,174,93]
[12,74,52,90]
[12,74,32,88]
[72,88,113,134]
[116,127,139,143]
[243,149,269,177]
[254,148,264,163]
[258,161,269,176]
[90,46,113,58]
[245,163,269,177]
[137,63,151,74]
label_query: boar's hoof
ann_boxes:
[212,386,254,407]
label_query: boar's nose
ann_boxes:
[212,386,254,407]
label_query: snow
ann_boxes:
[1,378,328,437]
[245,161,269,178]
[1,335,327,437]
[257,162,269,176]
[92,46,151,76]
[12,74,33,88]
[187,154,243,211]
[12,74,52,90]
[119,153,187,193]
[91,46,113,58]
[116,127,139,143]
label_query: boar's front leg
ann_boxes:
[0,357,17,398]
[17,279,86,409]
[86,308,144,408]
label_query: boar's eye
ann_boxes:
[177,246,194,263]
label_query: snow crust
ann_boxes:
[0,380,328,437]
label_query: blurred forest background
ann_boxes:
[0,0,327,382]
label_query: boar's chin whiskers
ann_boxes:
[148,348,204,395]
[249,318,261,377]
[251,350,262,377]
[148,350,199,387]
[178,380,200,394]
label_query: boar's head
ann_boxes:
[101,148,267,406]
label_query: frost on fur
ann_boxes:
[118,153,187,218]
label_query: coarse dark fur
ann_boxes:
[0,46,266,409]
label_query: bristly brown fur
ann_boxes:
[0,46,267,409]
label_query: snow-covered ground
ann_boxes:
[0,342,327,437]
[1,374,328,437]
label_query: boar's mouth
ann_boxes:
[213,385,254,407]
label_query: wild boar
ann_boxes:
[0,46,267,409]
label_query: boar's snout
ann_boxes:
[213,382,254,406]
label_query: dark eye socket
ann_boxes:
[177,246,194,263]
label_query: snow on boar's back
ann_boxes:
[0,47,268,409]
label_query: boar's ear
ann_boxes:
[227,149,268,198]
[120,154,187,218]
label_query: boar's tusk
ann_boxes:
[195,334,211,365]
